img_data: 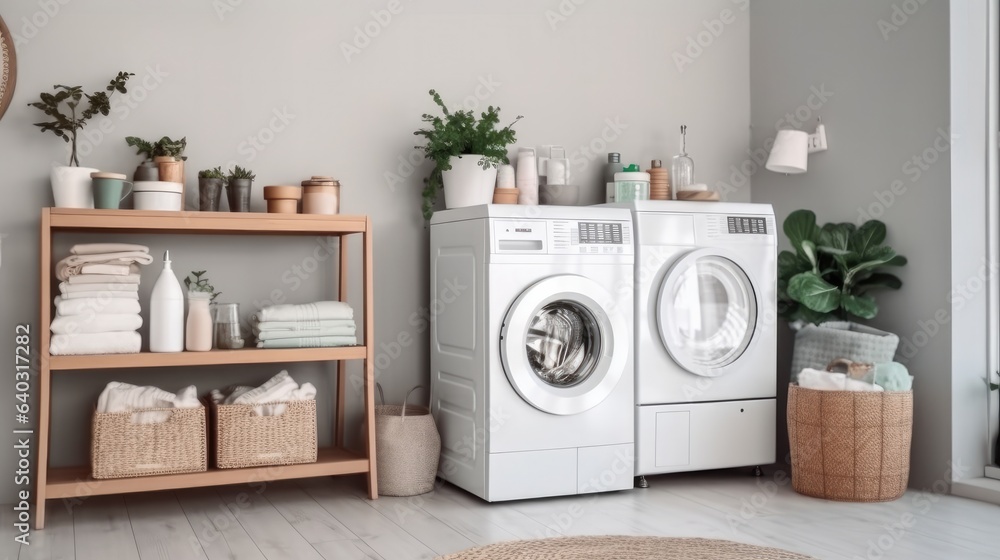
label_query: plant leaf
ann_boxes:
[783,210,821,255]
[800,240,818,269]
[787,272,841,313]
[850,220,887,258]
[819,223,851,252]
[842,293,878,320]
[855,272,903,291]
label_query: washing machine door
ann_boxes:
[500,274,628,416]
[656,248,758,377]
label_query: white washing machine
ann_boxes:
[430,205,635,501]
[614,201,777,477]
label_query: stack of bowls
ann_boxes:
[648,160,671,201]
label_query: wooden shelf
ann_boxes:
[45,448,369,499]
[49,346,368,371]
[47,208,368,236]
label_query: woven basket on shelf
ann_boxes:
[91,406,207,479]
[374,385,441,497]
[211,399,317,469]
[787,380,912,502]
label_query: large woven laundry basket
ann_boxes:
[787,383,912,502]
[375,385,441,496]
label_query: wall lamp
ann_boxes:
[765,119,829,174]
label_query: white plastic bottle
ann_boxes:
[149,250,184,352]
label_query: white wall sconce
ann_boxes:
[765,119,828,174]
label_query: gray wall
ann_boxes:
[749,1,952,488]
[0,0,751,502]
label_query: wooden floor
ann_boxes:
[3,470,998,560]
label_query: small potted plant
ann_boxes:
[125,135,188,183]
[197,167,226,212]
[183,270,220,352]
[414,89,522,220]
[226,165,256,212]
[28,71,134,208]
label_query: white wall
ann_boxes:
[749,0,953,489]
[0,0,751,502]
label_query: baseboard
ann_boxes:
[952,476,1000,505]
[986,465,1000,480]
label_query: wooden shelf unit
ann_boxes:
[35,208,377,529]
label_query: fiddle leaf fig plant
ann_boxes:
[778,209,907,324]
[413,89,522,220]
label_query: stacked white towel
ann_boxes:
[211,371,316,416]
[50,243,151,356]
[251,301,358,349]
[97,381,201,424]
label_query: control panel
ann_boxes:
[493,219,633,255]
[726,216,768,235]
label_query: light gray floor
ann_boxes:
[4,470,999,560]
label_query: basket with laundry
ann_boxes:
[788,356,914,503]
[252,301,358,348]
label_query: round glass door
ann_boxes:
[657,249,757,377]
[501,275,628,416]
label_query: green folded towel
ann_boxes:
[872,362,913,391]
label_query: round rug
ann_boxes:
[437,536,815,560]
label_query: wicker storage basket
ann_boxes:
[375,386,441,497]
[212,399,317,469]
[91,406,207,479]
[787,383,912,502]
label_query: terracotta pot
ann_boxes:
[493,187,519,204]
[263,185,302,214]
[154,156,184,183]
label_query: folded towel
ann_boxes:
[59,282,140,294]
[57,290,139,300]
[252,318,356,332]
[66,273,141,285]
[256,335,357,349]
[80,263,140,276]
[56,252,154,280]
[797,368,884,392]
[255,325,356,341]
[97,381,200,424]
[55,297,142,316]
[255,301,354,323]
[210,371,316,416]
[50,332,141,356]
[70,243,149,256]
[50,314,143,335]
[873,362,913,391]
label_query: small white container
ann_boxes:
[134,181,183,211]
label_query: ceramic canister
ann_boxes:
[301,177,340,214]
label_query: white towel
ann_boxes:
[56,252,154,280]
[50,314,143,335]
[797,368,885,392]
[255,301,354,323]
[71,243,149,256]
[97,382,200,424]
[210,371,316,416]
[80,263,139,276]
[59,282,140,294]
[252,318,356,332]
[256,336,357,349]
[57,290,139,300]
[55,297,141,316]
[50,332,141,355]
[67,273,141,285]
[255,325,356,341]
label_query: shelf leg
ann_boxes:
[35,210,52,529]
[363,219,378,499]
[336,236,348,449]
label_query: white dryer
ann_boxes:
[617,201,777,477]
[430,205,635,501]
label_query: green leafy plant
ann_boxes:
[227,165,256,181]
[183,271,221,301]
[28,71,134,166]
[125,136,188,161]
[413,89,522,220]
[778,209,907,324]
[198,167,225,180]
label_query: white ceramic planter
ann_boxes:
[50,166,99,208]
[442,155,498,210]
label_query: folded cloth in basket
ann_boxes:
[256,335,357,349]
[210,370,316,416]
[254,325,357,341]
[70,243,149,256]
[254,301,354,323]
[50,331,141,356]
[66,273,141,285]
[50,313,142,335]
[59,282,140,294]
[252,318,355,332]
[797,368,884,392]
[80,263,140,276]
[97,381,200,424]
[55,297,142,316]
[56,252,154,280]
[56,290,139,300]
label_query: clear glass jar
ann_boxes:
[614,167,651,202]
[213,303,244,349]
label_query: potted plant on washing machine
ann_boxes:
[28,71,134,208]
[413,89,522,220]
